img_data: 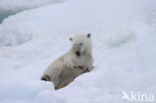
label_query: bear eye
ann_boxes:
[80,43,83,46]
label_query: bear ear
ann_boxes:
[87,33,91,38]
[69,37,73,41]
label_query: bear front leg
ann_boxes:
[73,65,90,72]
[73,65,84,70]
[87,66,94,72]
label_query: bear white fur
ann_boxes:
[41,33,93,90]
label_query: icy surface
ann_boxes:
[0,0,156,103]
[0,0,63,12]
[0,0,64,23]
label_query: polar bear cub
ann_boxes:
[41,33,93,90]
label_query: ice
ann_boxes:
[0,0,64,23]
[0,0,63,12]
[0,0,156,103]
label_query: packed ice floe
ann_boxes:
[0,0,64,23]
[0,0,156,103]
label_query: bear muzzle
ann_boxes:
[75,51,81,57]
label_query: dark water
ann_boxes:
[0,11,15,24]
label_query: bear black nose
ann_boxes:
[76,51,80,56]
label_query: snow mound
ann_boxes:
[0,0,64,12]
[0,0,156,103]
[0,0,64,23]
[0,0,155,47]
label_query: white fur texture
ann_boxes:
[41,34,93,90]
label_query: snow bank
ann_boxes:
[0,0,64,12]
[0,0,156,103]
[0,0,155,47]
[0,0,64,23]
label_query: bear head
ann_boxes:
[69,33,92,57]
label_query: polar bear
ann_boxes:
[41,33,93,90]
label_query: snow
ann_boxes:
[0,0,64,23]
[0,0,156,103]
[0,0,64,12]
